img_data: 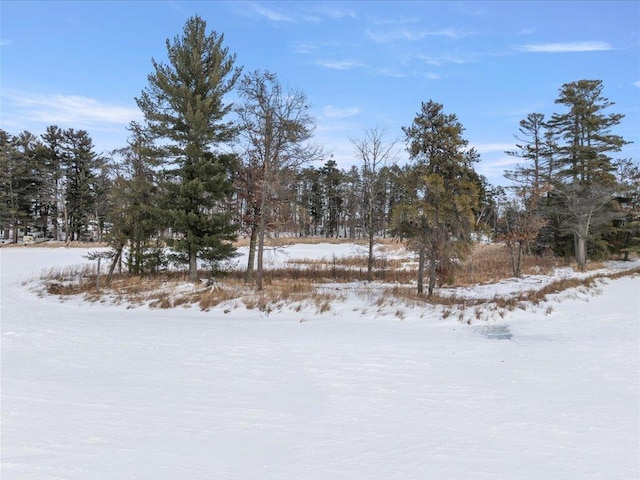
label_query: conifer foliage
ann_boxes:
[136,15,241,281]
[394,101,480,296]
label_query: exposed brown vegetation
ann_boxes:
[39,241,639,315]
[456,243,567,285]
[388,268,640,310]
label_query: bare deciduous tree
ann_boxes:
[350,125,398,281]
[236,70,321,290]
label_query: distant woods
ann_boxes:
[1,16,638,293]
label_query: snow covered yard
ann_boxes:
[1,246,639,479]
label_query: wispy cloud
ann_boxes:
[322,105,361,119]
[634,81,640,88]
[308,5,357,20]
[414,53,473,66]
[366,27,473,43]
[476,154,520,185]
[244,3,321,23]
[470,142,516,154]
[367,16,420,26]
[375,68,409,78]
[315,59,365,70]
[516,41,611,53]
[3,91,141,127]
[0,39,11,47]
[294,40,343,55]
[250,3,296,22]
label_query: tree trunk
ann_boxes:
[64,205,70,244]
[367,228,374,282]
[417,246,425,294]
[510,243,523,277]
[256,218,266,291]
[245,221,258,283]
[106,244,124,285]
[189,248,198,282]
[428,257,437,297]
[575,233,587,271]
[256,163,271,292]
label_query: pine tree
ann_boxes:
[505,113,550,195]
[106,122,165,277]
[321,159,344,238]
[61,129,102,241]
[547,79,629,269]
[394,101,479,296]
[298,167,324,236]
[40,126,67,240]
[342,165,362,239]
[0,131,46,243]
[136,16,241,281]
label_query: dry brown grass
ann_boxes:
[41,266,343,313]
[39,239,640,313]
[233,236,375,248]
[456,243,567,285]
[386,268,640,311]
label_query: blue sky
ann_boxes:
[1,1,638,187]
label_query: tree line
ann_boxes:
[1,16,637,294]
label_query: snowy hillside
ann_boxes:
[1,246,639,479]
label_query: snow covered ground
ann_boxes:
[1,245,639,479]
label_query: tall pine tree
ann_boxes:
[62,129,102,241]
[547,79,629,269]
[394,101,479,296]
[136,16,241,281]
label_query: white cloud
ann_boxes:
[294,40,343,55]
[2,91,141,127]
[469,142,515,154]
[368,16,420,26]
[516,41,611,53]
[0,39,11,47]
[634,81,640,88]
[422,72,442,80]
[250,4,296,22]
[375,68,409,78]
[366,27,472,44]
[322,105,361,119]
[315,59,365,70]
[414,53,471,66]
[310,5,357,20]
[245,3,322,23]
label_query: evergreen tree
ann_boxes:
[342,165,362,239]
[321,159,343,238]
[547,79,629,269]
[107,122,164,277]
[394,101,479,296]
[136,15,241,281]
[0,131,47,242]
[298,167,324,236]
[62,129,102,241]
[0,131,28,241]
[606,159,640,260]
[505,113,550,194]
[41,126,67,240]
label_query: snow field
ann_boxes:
[1,246,638,479]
